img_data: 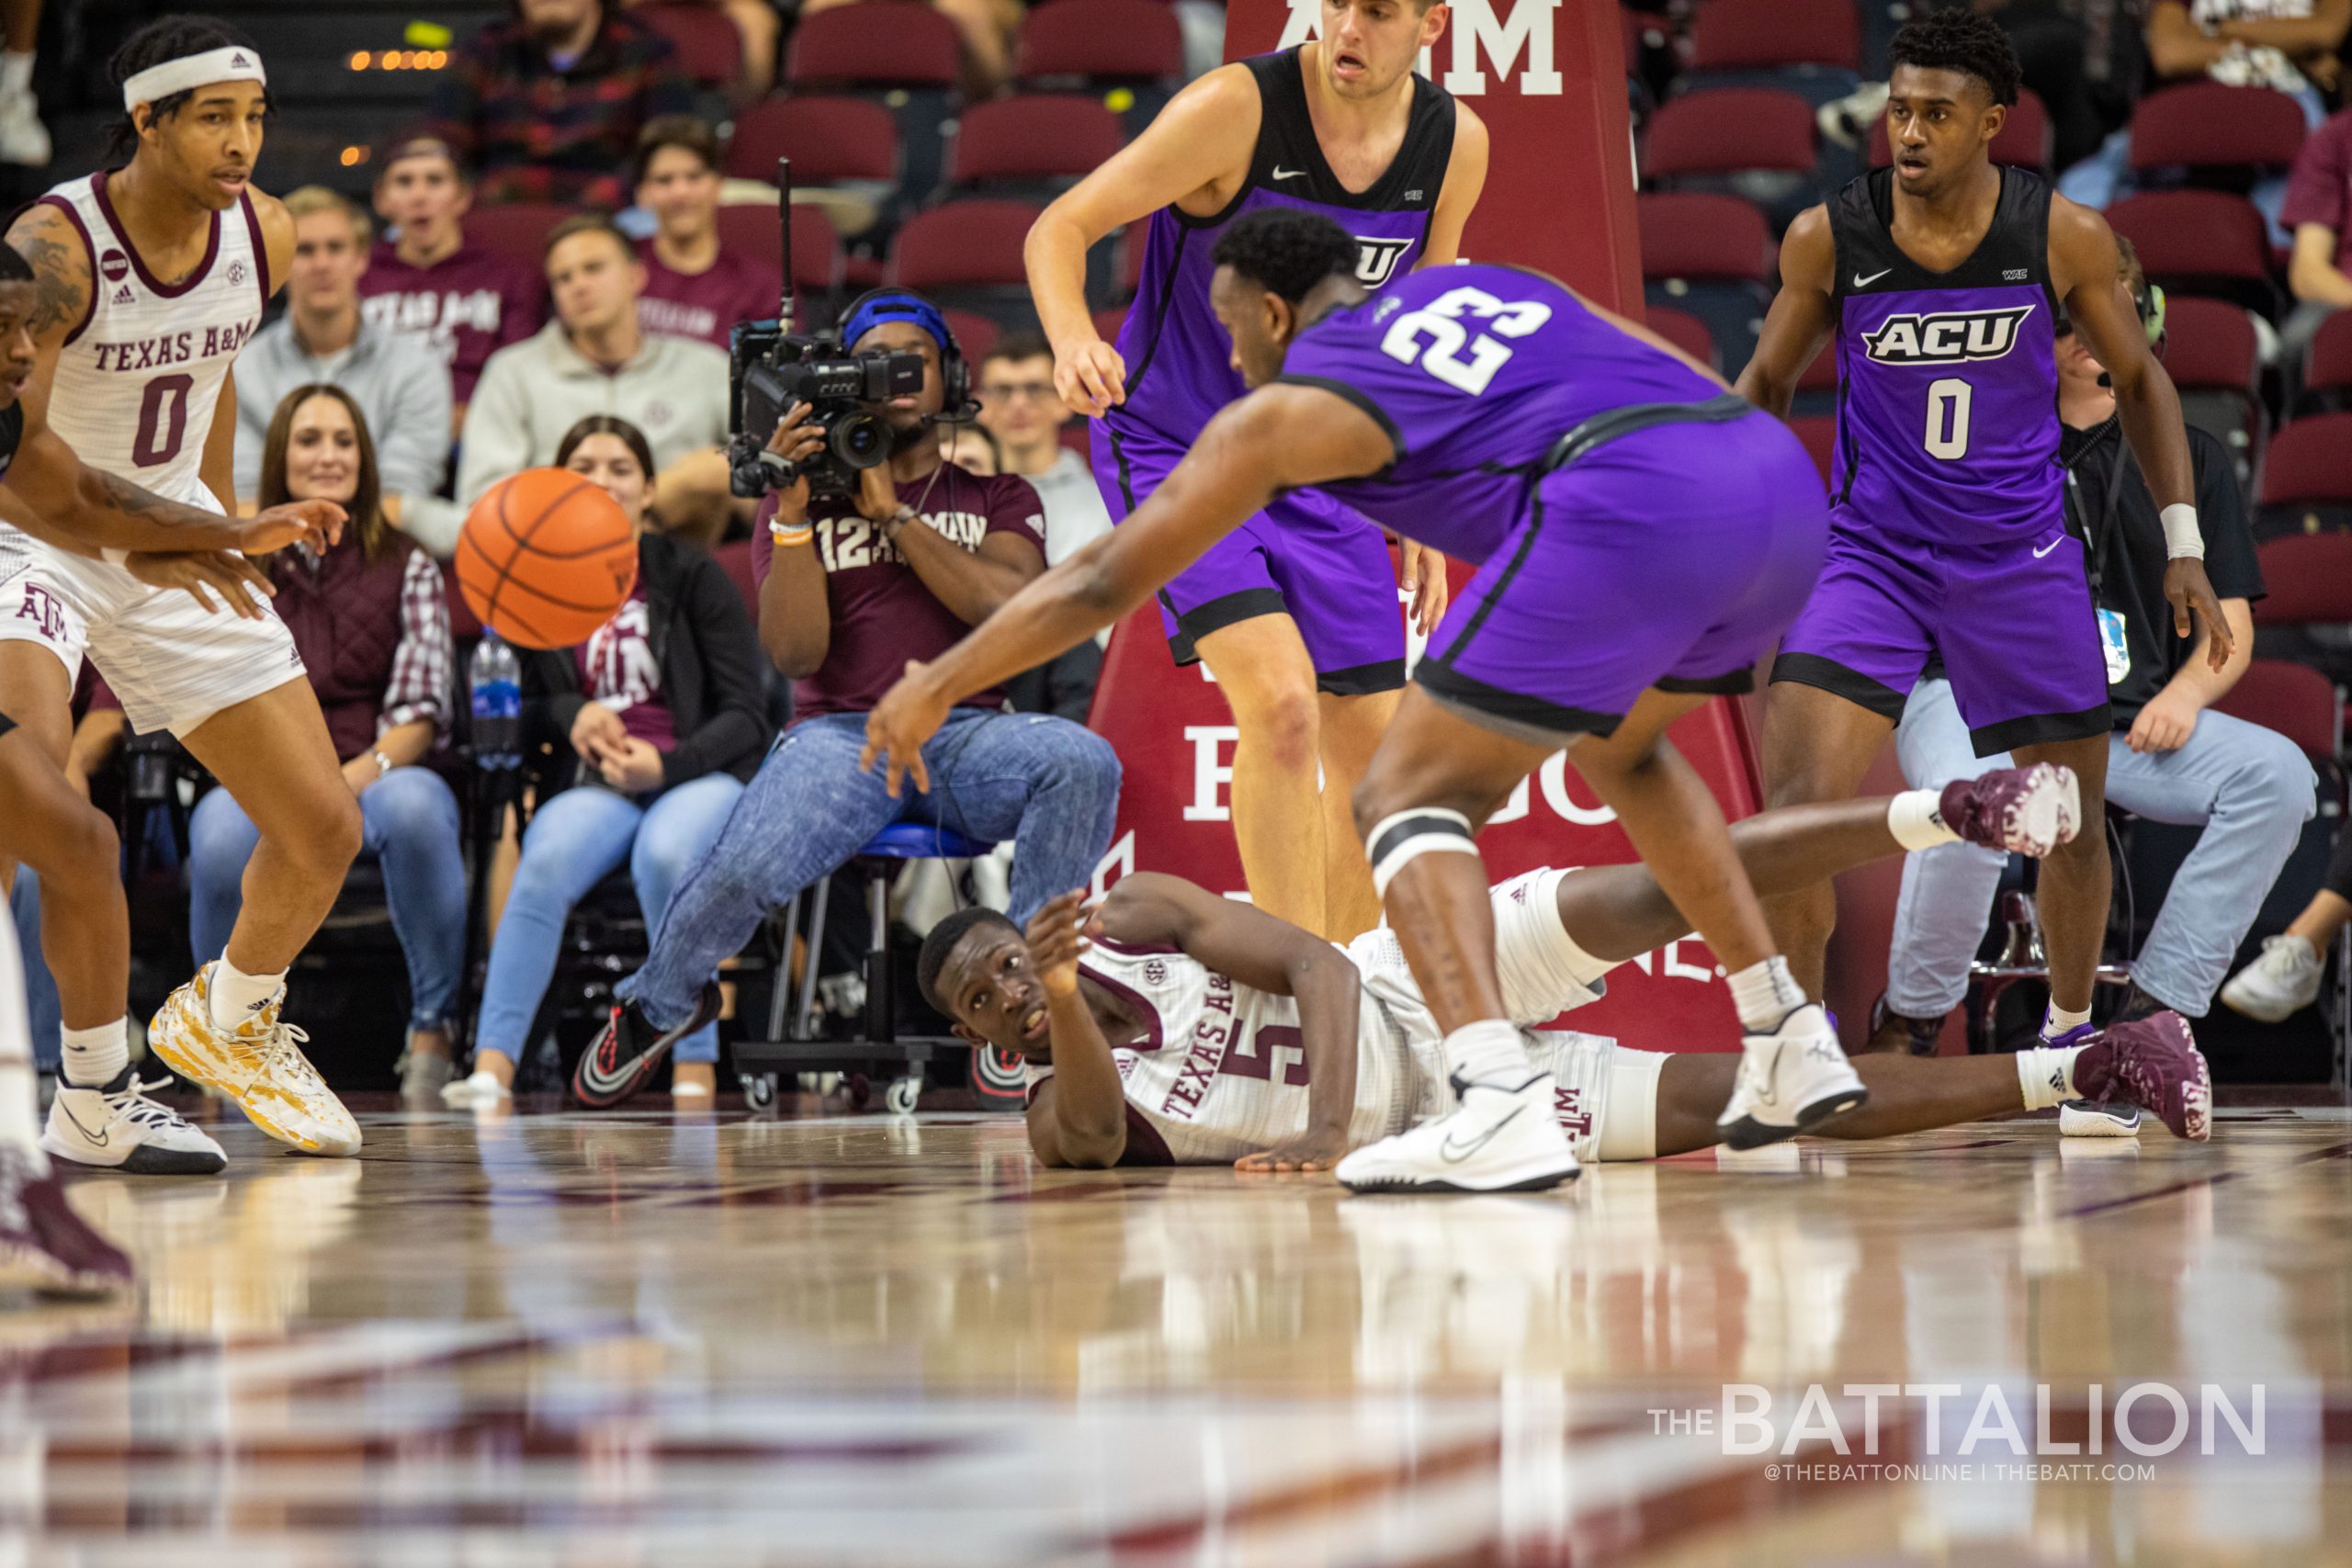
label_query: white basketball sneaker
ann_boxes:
[41,1067,227,1176]
[1716,1003,1868,1150]
[1336,1073,1581,1194]
[2220,934,2324,1022]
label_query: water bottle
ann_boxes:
[469,630,522,770]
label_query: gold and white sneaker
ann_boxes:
[147,964,362,1158]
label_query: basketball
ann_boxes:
[454,468,639,649]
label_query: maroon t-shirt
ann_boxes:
[635,240,781,352]
[752,468,1046,722]
[358,241,547,404]
[2283,108,2352,235]
[573,583,678,755]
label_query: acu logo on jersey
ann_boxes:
[1353,237,1413,288]
[1862,305,2037,367]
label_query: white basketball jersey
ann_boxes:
[1032,937,1416,1165]
[35,171,265,511]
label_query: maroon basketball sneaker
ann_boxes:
[0,1148,134,1295]
[2072,1011,2212,1142]
[1939,763,2080,857]
[572,984,722,1110]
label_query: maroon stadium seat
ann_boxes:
[465,202,570,267]
[728,96,900,186]
[1092,303,1126,344]
[1017,0,1185,85]
[634,3,743,90]
[713,538,760,619]
[1796,342,1838,393]
[2261,412,2352,507]
[943,308,1001,362]
[1645,305,1719,369]
[788,2,961,88]
[717,200,840,296]
[2108,192,2274,311]
[2256,534,2352,626]
[2302,309,2352,407]
[1788,415,1839,486]
[1686,0,1860,73]
[1643,89,1816,180]
[2212,659,2343,762]
[2129,82,2306,176]
[1870,87,2052,173]
[2161,296,2264,479]
[1118,224,1150,297]
[1636,192,1771,282]
[891,200,1042,290]
[952,96,1125,185]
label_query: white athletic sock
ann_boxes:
[0,52,32,100]
[1887,788,1962,851]
[0,1055,44,1168]
[2017,1044,2086,1111]
[2043,1003,2093,1038]
[60,1019,128,1088]
[1728,955,1807,1032]
[1442,1019,1537,1089]
[209,955,285,1032]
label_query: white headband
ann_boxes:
[121,47,266,113]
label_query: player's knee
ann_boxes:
[304,789,365,875]
[51,803,119,886]
[1230,683,1320,775]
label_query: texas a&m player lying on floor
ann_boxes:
[918,767,2211,1181]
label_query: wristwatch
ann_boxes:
[880,503,919,542]
[372,750,393,778]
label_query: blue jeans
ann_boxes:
[1888,677,2316,1018]
[9,870,58,1070]
[618,709,1122,1031]
[189,766,469,1032]
[478,773,745,1064]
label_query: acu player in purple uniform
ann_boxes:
[1736,12,2232,1058]
[1025,3,1487,944]
[865,211,2091,1191]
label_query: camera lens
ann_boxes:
[831,412,891,468]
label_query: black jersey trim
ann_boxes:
[1245,48,1455,213]
[1656,666,1757,696]
[1769,650,1910,722]
[1969,702,2111,758]
[1272,374,1404,467]
[1317,656,1408,696]
[0,710,15,742]
[1119,226,1193,405]
[1415,660,1626,742]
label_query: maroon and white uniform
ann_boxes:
[0,171,303,738]
[1027,870,1670,1166]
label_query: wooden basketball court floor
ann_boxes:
[6,1095,2352,1566]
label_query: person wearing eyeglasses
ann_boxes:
[975,333,1114,572]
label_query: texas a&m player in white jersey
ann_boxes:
[921,768,2213,1182]
[1,17,368,1166]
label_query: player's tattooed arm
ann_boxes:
[1735,204,1837,420]
[4,202,90,400]
[1106,874,1364,1171]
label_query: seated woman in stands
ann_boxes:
[445,416,771,1107]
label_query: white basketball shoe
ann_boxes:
[1716,1003,1869,1150]
[1336,1072,1581,1194]
[41,1067,227,1176]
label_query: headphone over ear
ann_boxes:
[839,288,974,417]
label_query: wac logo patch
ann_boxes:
[1353,237,1413,288]
[1863,305,2037,366]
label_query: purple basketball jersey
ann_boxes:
[1109,49,1453,450]
[1276,265,1727,561]
[1829,168,2062,545]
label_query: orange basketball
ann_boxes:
[454,468,639,649]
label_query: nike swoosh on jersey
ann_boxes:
[2033,538,2064,558]
[1852,268,1894,288]
[1271,166,1306,180]
[1440,1104,1524,1162]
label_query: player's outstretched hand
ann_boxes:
[2164,558,2233,672]
[1024,889,1098,998]
[1056,338,1127,419]
[125,550,277,619]
[1399,538,1450,637]
[861,660,950,796]
[1235,1129,1347,1174]
[238,498,346,555]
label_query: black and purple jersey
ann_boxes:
[1110,47,1454,449]
[1826,167,2062,546]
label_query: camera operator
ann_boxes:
[574,291,1123,1104]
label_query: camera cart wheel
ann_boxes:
[742,1073,778,1111]
[885,1075,922,1116]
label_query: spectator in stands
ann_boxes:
[632,116,778,352]
[444,415,770,1109]
[2282,105,2352,371]
[458,215,733,543]
[974,333,1114,569]
[1870,240,2312,1053]
[235,188,453,521]
[622,0,779,95]
[2223,822,2352,1020]
[0,0,45,166]
[573,294,1121,1108]
[2058,0,2348,242]
[946,423,1003,476]
[429,0,694,209]
[361,135,545,437]
[192,389,464,1100]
